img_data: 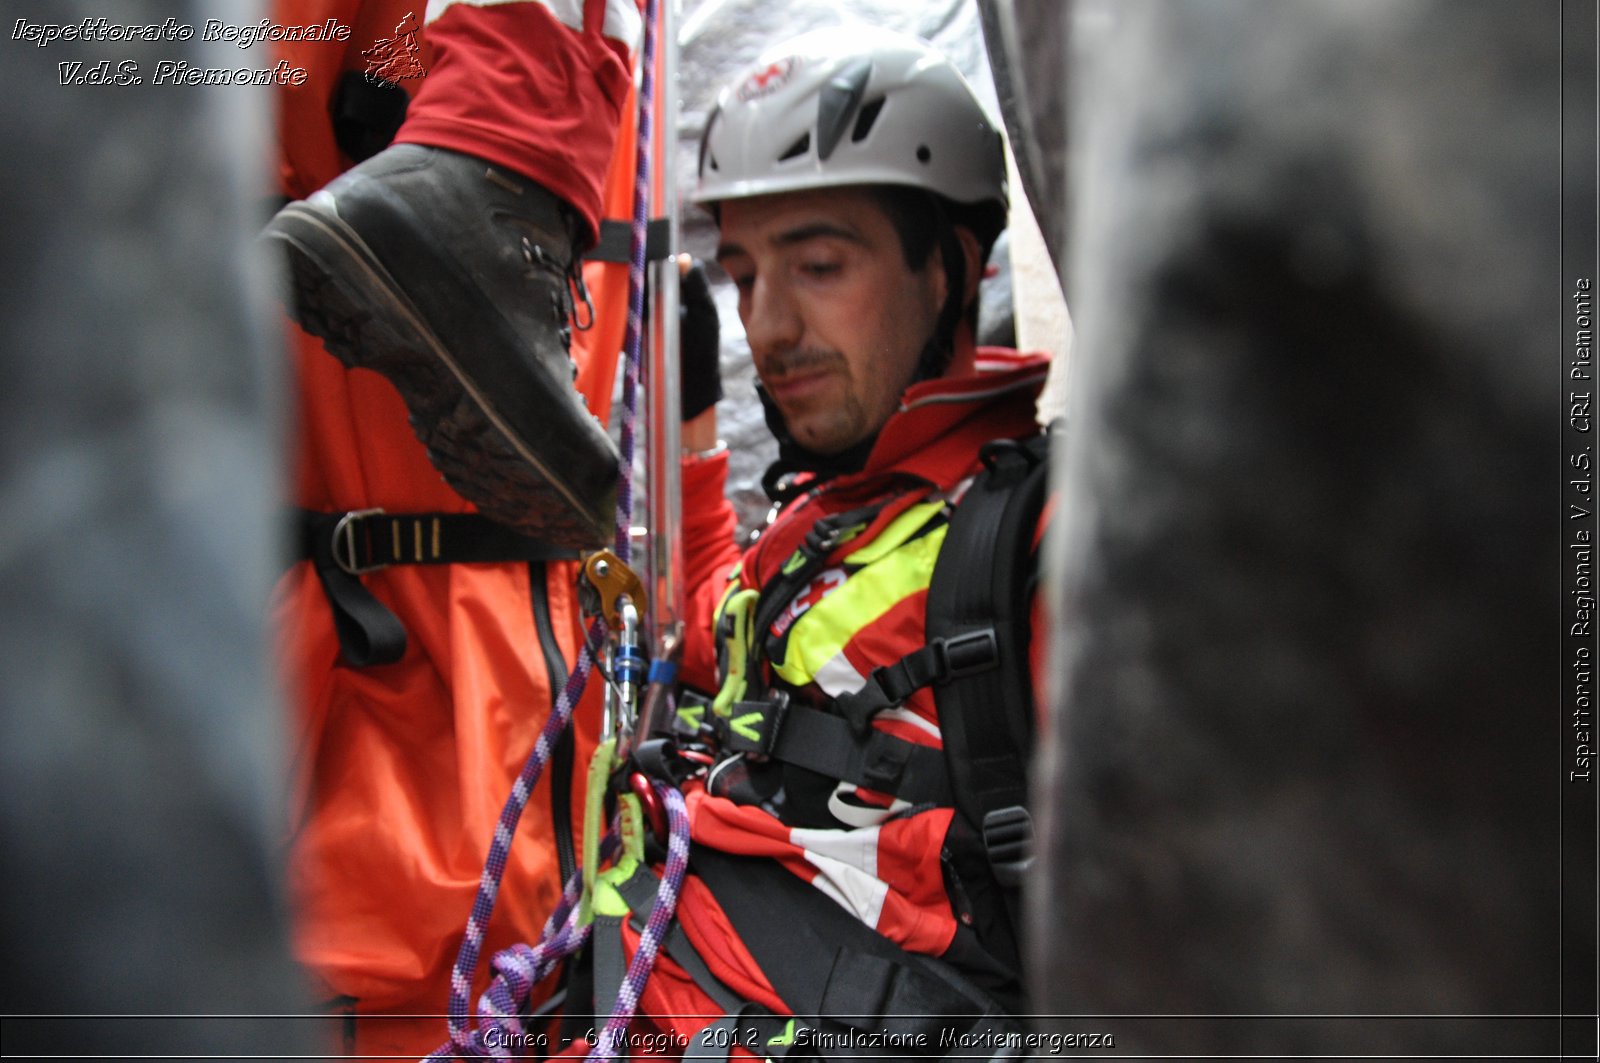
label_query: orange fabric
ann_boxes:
[270,0,640,1055]
[272,0,420,201]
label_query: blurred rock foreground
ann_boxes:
[1,1,1583,1057]
[1027,0,1571,1054]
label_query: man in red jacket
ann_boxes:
[574,26,1050,1054]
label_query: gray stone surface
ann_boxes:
[0,2,315,1053]
[1030,0,1563,1052]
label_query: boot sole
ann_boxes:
[265,202,615,548]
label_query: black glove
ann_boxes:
[680,260,722,421]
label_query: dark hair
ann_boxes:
[867,185,1006,325]
[867,186,1005,379]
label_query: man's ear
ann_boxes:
[958,226,983,303]
[938,225,984,309]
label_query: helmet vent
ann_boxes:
[916,145,932,163]
[815,57,872,161]
[850,97,885,143]
[778,132,811,162]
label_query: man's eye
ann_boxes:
[800,262,840,277]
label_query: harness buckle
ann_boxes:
[717,691,789,756]
[332,508,387,576]
[981,805,1035,887]
[936,629,999,679]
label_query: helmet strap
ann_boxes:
[757,384,879,503]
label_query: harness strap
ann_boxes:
[689,845,1024,1048]
[716,700,953,807]
[589,217,673,264]
[294,508,578,667]
[596,864,810,1062]
[609,866,744,1013]
[752,502,888,641]
[715,500,890,711]
[926,434,1050,941]
[831,630,1001,733]
[296,507,578,572]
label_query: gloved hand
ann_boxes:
[679,258,722,421]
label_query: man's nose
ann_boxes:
[743,277,802,361]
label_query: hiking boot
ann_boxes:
[263,143,618,548]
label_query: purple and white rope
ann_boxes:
[435,618,607,1057]
[422,832,625,1060]
[424,868,589,1061]
[585,782,691,1063]
[428,0,665,1054]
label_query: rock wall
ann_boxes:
[1029,0,1567,1052]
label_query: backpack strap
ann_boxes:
[689,845,1026,1051]
[924,433,1051,928]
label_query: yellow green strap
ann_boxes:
[579,737,620,926]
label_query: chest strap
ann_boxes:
[712,696,953,808]
[703,625,999,808]
[294,508,578,667]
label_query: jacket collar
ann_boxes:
[859,348,1049,489]
[759,348,1050,501]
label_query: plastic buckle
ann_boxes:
[724,692,787,756]
[981,806,1035,887]
[332,508,386,576]
[937,629,999,679]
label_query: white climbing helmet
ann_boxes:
[694,25,1007,212]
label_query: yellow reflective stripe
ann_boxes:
[675,700,705,732]
[839,499,947,566]
[773,524,949,688]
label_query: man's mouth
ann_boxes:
[761,350,840,404]
[765,367,832,403]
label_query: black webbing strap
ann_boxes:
[588,217,673,264]
[689,844,1023,1055]
[599,865,811,1062]
[297,509,579,572]
[830,630,1000,732]
[925,435,1050,917]
[589,913,630,1029]
[716,700,954,807]
[294,509,579,668]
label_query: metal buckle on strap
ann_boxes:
[332,508,386,576]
